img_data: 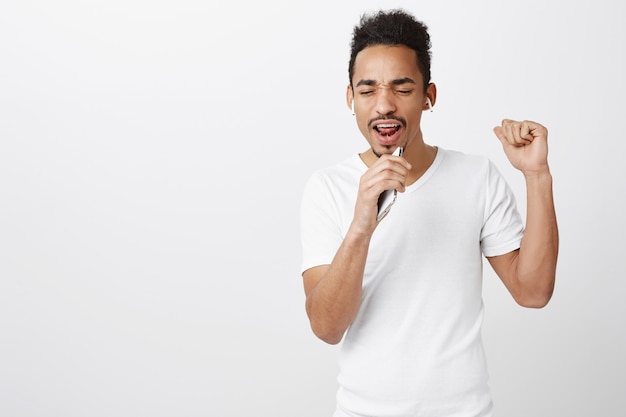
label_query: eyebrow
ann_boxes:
[355,77,417,87]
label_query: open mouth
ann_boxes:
[374,123,401,137]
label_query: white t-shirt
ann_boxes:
[300,148,524,417]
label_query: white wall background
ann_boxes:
[1,1,624,416]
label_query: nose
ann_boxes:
[375,88,396,115]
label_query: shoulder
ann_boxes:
[439,147,489,165]
[437,147,494,177]
[303,154,364,191]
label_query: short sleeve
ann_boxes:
[300,172,344,274]
[480,162,524,257]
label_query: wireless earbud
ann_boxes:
[351,100,355,116]
[426,98,433,112]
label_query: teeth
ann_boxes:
[377,124,399,128]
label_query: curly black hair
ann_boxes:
[348,9,432,90]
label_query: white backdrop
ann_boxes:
[1,1,624,416]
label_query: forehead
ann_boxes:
[353,44,422,85]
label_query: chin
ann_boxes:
[372,145,396,158]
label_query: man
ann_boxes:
[299,9,558,417]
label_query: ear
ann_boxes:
[423,83,437,110]
[346,85,354,112]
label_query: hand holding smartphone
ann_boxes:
[376,146,404,221]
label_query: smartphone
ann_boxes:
[376,146,404,221]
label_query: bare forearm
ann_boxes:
[305,227,372,344]
[516,169,559,305]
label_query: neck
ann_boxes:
[404,143,437,185]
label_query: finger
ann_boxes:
[523,120,549,141]
[502,119,530,146]
[375,156,412,177]
[377,164,410,192]
[379,153,412,170]
[502,120,520,146]
[512,122,528,145]
[505,120,522,144]
[499,119,515,143]
[494,125,519,150]
[520,121,534,143]
[493,126,504,141]
[364,173,405,196]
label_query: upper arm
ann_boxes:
[487,249,521,299]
